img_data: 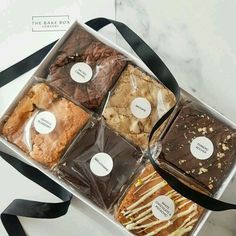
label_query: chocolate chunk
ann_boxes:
[56,119,143,211]
[159,102,236,193]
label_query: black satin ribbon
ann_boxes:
[0,17,236,236]
[0,41,57,88]
[0,151,72,236]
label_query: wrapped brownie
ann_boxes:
[158,101,236,194]
[56,24,97,56]
[1,83,90,168]
[47,24,127,111]
[116,164,203,236]
[103,64,176,149]
[56,118,143,211]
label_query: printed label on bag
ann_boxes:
[34,111,56,134]
[70,62,93,83]
[32,15,70,32]
[152,195,175,221]
[90,152,113,177]
[190,136,214,160]
[130,97,151,119]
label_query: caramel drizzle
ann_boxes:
[121,171,199,235]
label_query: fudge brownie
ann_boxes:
[57,119,143,211]
[159,102,236,193]
[48,28,127,110]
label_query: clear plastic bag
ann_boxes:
[158,100,236,194]
[103,64,176,150]
[47,23,127,111]
[115,163,204,236]
[1,83,90,168]
[56,118,144,211]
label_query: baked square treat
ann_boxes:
[116,164,203,236]
[103,64,176,149]
[48,33,127,110]
[1,83,90,168]
[58,24,96,56]
[158,102,236,194]
[56,118,143,211]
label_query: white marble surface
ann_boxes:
[1,0,236,235]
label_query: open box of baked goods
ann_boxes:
[1,20,236,236]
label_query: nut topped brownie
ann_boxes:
[56,118,143,211]
[48,26,127,111]
[103,64,176,149]
[159,102,236,193]
[116,164,203,236]
[1,83,90,168]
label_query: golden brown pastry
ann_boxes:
[2,83,90,167]
[103,64,176,149]
[116,164,203,236]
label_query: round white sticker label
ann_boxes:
[34,111,56,134]
[70,62,93,83]
[90,152,113,177]
[190,136,214,160]
[130,97,152,119]
[152,195,175,221]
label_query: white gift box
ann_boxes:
[1,18,236,236]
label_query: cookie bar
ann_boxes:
[116,164,203,236]
[2,83,90,167]
[103,64,176,149]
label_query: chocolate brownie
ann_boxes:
[48,29,127,110]
[159,102,236,193]
[56,119,143,211]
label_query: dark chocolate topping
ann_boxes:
[159,102,236,193]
